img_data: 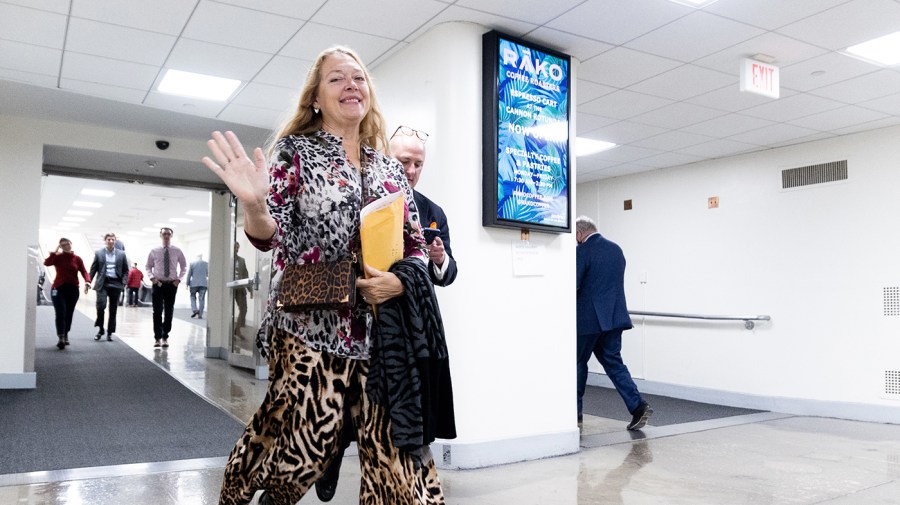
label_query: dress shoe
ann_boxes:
[627,402,653,431]
[315,455,343,502]
[191,311,198,318]
[56,336,66,350]
[154,340,161,348]
[64,335,70,346]
[94,330,103,341]
[161,339,169,348]
[106,333,113,342]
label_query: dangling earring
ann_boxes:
[313,105,320,114]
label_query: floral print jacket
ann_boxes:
[248,129,428,359]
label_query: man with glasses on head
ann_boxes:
[146,227,187,348]
[389,125,458,286]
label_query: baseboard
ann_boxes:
[589,372,900,425]
[433,429,579,470]
[0,372,36,389]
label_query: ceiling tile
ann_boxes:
[858,93,900,116]
[578,47,682,88]
[780,52,882,92]
[210,0,326,19]
[630,102,725,130]
[787,104,890,131]
[546,0,691,46]
[61,52,159,90]
[635,151,704,169]
[574,79,617,105]
[66,18,176,66]
[0,39,61,76]
[218,102,284,130]
[71,0,196,35]
[143,90,227,117]
[768,131,835,148]
[0,67,58,87]
[254,55,313,88]
[703,0,848,30]
[692,32,828,75]
[589,144,662,163]
[679,138,761,158]
[830,116,900,135]
[629,64,735,101]
[280,22,399,65]
[775,0,900,50]
[312,0,447,41]
[808,70,900,105]
[231,82,297,111]
[2,0,71,14]
[631,130,715,151]
[727,122,821,145]
[455,0,583,25]
[625,11,764,63]
[60,78,147,103]
[583,120,667,145]
[0,3,67,48]
[166,38,271,81]
[526,27,613,63]
[685,84,795,113]
[405,5,536,42]
[182,1,303,53]
[681,113,776,137]
[575,112,618,135]
[579,90,672,120]
[740,92,845,122]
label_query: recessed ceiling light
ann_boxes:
[845,30,900,66]
[158,69,241,101]
[169,218,194,223]
[668,0,719,7]
[80,188,115,197]
[575,137,618,157]
[67,210,93,216]
[73,201,102,208]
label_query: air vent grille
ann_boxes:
[885,287,900,316]
[782,160,847,189]
[885,370,900,398]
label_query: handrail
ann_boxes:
[629,311,771,330]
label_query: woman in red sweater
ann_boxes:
[44,238,90,349]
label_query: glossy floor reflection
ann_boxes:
[3,302,900,504]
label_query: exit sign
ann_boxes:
[740,58,779,99]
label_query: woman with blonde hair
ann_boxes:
[203,46,455,504]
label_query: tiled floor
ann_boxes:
[2,302,899,504]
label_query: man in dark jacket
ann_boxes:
[86,232,129,341]
[576,216,652,431]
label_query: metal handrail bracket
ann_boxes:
[629,310,771,330]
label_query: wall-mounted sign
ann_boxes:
[740,58,780,99]
[482,31,572,233]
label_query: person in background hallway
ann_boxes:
[146,227,186,348]
[575,215,652,431]
[390,125,458,286]
[126,262,143,307]
[232,242,252,333]
[87,232,129,342]
[44,237,90,349]
[314,125,463,500]
[187,253,209,319]
[202,45,454,505]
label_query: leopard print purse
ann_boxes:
[279,260,356,312]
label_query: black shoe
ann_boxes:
[107,334,113,341]
[161,339,169,348]
[56,337,66,350]
[315,454,343,502]
[257,491,274,505]
[154,340,161,348]
[64,335,70,346]
[191,311,198,318]
[627,403,653,431]
[94,330,103,341]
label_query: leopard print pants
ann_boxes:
[219,328,445,505]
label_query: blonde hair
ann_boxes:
[268,46,388,154]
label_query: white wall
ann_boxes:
[374,22,579,468]
[577,125,900,423]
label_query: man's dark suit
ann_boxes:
[89,247,129,335]
[414,190,457,287]
[576,233,643,418]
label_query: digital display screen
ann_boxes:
[483,31,571,233]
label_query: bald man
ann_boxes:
[390,127,458,286]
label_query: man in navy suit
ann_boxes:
[390,125,457,286]
[86,232,129,341]
[576,216,652,431]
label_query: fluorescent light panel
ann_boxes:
[575,137,617,157]
[158,69,241,101]
[846,30,900,66]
